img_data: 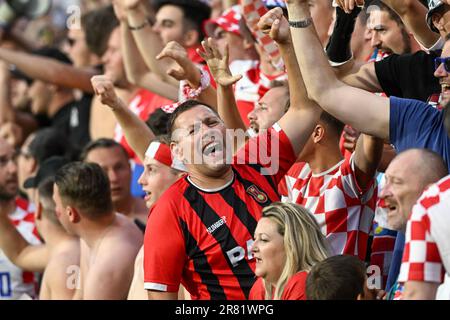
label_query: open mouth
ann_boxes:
[442,84,450,94]
[202,141,223,157]
[144,191,152,201]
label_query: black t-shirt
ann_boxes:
[44,95,92,153]
[375,50,441,102]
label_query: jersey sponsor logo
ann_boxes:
[246,185,268,203]
[226,239,254,267]
[206,216,227,235]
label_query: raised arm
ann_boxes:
[197,39,245,133]
[286,0,390,140]
[0,211,49,272]
[124,0,179,86]
[91,75,155,161]
[113,0,178,100]
[256,8,322,156]
[156,41,218,109]
[0,47,98,93]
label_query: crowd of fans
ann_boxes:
[0,0,449,300]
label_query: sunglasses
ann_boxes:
[435,57,450,72]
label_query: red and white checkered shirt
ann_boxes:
[279,154,377,260]
[398,175,450,285]
[0,198,41,300]
[230,59,286,127]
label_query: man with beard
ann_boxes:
[0,138,40,299]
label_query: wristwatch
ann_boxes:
[288,17,313,28]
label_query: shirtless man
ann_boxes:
[53,161,142,299]
[81,138,148,224]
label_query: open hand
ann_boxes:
[197,38,242,87]
[335,0,364,14]
[156,41,200,85]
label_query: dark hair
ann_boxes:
[306,255,366,300]
[54,162,113,219]
[37,178,60,226]
[82,5,119,57]
[28,128,72,165]
[319,112,345,137]
[146,108,170,135]
[80,138,129,162]
[154,0,211,41]
[367,0,404,26]
[167,100,218,139]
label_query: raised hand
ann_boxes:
[156,41,200,84]
[91,75,124,110]
[197,38,242,87]
[335,0,364,14]
[112,0,127,22]
[257,7,291,45]
[122,0,142,10]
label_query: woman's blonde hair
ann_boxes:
[261,202,329,300]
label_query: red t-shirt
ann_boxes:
[143,123,296,300]
[249,271,308,300]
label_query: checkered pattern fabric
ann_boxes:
[229,59,286,126]
[204,5,242,37]
[240,0,284,71]
[398,176,450,284]
[280,154,377,260]
[0,198,40,300]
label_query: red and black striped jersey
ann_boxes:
[144,123,296,300]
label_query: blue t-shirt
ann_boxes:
[390,96,450,170]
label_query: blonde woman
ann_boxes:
[250,202,330,300]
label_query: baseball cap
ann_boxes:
[203,5,242,38]
[27,127,71,165]
[23,156,70,189]
[427,0,445,33]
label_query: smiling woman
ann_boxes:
[250,202,330,300]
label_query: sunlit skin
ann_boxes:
[152,5,187,46]
[84,146,132,209]
[171,106,231,178]
[379,153,429,231]
[251,217,286,286]
[434,40,450,106]
[102,28,127,88]
[248,86,289,133]
[138,157,181,208]
[367,10,410,55]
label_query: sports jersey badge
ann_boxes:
[246,185,268,204]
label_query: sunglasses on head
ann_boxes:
[435,57,450,72]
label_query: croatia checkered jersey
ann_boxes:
[0,198,41,300]
[279,154,377,260]
[398,175,450,285]
[144,123,296,300]
[229,60,286,127]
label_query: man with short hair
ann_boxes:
[0,138,40,300]
[0,156,80,299]
[53,162,142,299]
[81,138,147,224]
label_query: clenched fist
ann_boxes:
[91,75,124,111]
